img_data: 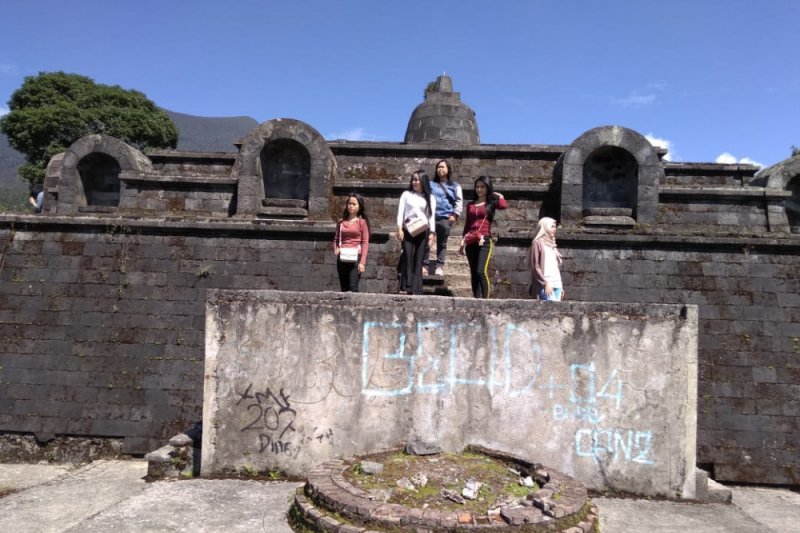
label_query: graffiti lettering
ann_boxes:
[553,404,604,424]
[361,321,541,397]
[235,382,298,455]
[575,428,655,465]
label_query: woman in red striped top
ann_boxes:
[459,176,507,299]
[334,193,370,292]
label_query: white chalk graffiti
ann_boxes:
[360,321,540,398]
[358,320,656,466]
[575,428,655,464]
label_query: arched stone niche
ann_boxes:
[56,134,152,215]
[78,153,122,207]
[260,138,311,203]
[234,119,334,220]
[558,126,662,228]
[761,155,800,233]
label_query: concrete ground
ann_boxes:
[0,460,798,533]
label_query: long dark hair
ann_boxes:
[433,159,453,183]
[472,175,498,221]
[340,192,369,228]
[408,170,433,216]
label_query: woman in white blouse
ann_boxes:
[396,170,436,294]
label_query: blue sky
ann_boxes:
[1,0,798,168]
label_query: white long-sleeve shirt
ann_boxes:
[396,191,436,231]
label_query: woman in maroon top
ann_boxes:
[334,193,370,292]
[459,176,507,299]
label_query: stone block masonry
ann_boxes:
[203,290,698,498]
[0,218,390,454]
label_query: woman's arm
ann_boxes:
[359,219,369,268]
[333,221,341,254]
[461,203,474,237]
[495,193,508,210]
[531,239,547,288]
[396,192,407,241]
[453,184,463,219]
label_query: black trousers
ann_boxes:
[423,218,453,270]
[336,259,360,292]
[399,229,428,295]
[465,239,494,299]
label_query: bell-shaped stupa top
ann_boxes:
[404,74,480,145]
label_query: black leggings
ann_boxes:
[337,260,360,292]
[399,229,428,295]
[465,239,494,299]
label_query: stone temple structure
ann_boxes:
[0,75,798,486]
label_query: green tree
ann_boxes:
[0,71,178,185]
[792,145,800,157]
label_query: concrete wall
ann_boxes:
[202,290,698,498]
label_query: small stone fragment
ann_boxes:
[396,477,416,491]
[457,511,473,524]
[411,473,428,488]
[507,467,521,476]
[360,460,384,475]
[405,440,442,456]
[462,479,483,500]
[520,476,535,487]
[169,433,193,447]
[367,488,392,502]
[441,488,465,504]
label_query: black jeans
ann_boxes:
[399,229,428,295]
[465,239,494,299]
[423,218,453,271]
[336,260,360,292]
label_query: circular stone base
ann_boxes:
[289,445,599,532]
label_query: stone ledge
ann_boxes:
[121,172,238,185]
[660,186,791,200]
[328,141,568,159]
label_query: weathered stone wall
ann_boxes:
[490,235,800,484]
[0,218,392,453]
[203,290,698,498]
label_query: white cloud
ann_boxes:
[645,133,678,162]
[738,156,763,168]
[326,127,381,141]
[0,64,16,76]
[613,92,657,107]
[715,152,737,164]
[715,152,762,168]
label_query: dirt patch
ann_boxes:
[343,449,546,514]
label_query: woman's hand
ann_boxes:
[459,239,466,256]
[544,282,553,297]
[358,264,365,274]
[334,247,340,256]
[427,232,435,247]
[493,192,504,200]
[396,227,404,241]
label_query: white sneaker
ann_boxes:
[435,267,444,276]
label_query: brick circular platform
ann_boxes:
[289,446,599,532]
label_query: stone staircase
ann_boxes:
[423,234,473,297]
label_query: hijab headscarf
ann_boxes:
[534,217,562,262]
